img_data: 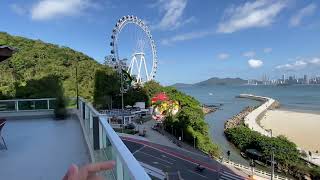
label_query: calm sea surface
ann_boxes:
[177,85,320,165]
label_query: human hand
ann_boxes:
[63,161,115,180]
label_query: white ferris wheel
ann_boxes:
[109,15,158,84]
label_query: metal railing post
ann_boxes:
[93,116,100,150]
[15,100,19,111]
[82,102,86,120]
[47,99,50,110]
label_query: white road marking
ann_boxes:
[177,171,184,180]
[138,151,174,165]
[219,171,245,180]
[139,161,166,180]
[161,154,177,162]
[133,145,145,154]
[187,169,208,179]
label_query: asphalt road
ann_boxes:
[122,137,246,180]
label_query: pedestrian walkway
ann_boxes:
[134,119,178,148]
[219,170,246,180]
[136,119,209,156]
[239,94,275,137]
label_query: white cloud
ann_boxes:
[153,0,193,30]
[243,51,256,58]
[310,58,320,65]
[161,29,215,45]
[217,0,287,33]
[263,48,272,53]
[31,0,94,20]
[248,59,263,68]
[217,53,230,60]
[276,57,320,71]
[290,3,317,27]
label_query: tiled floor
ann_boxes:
[0,116,90,180]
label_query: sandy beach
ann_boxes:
[261,110,320,152]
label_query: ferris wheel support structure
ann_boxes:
[128,52,149,83]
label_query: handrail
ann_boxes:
[100,116,150,180]
[0,98,58,112]
[224,160,291,180]
[0,98,56,102]
[78,97,150,180]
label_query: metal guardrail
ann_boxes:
[224,160,291,180]
[78,98,150,180]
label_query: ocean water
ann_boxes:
[177,85,320,165]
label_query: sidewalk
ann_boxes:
[134,120,178,148]
[135,119,209,157]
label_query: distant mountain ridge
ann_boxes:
[172,77,247,87]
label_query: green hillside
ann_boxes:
[0,32,113,100]
[172,77,248,88]
[195,77,247,86]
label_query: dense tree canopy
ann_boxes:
[225,126,320,179]
[144,81,220,157]
[0,32,114,101]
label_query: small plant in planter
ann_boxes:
[54,95,67,120]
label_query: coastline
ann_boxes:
[261,109,320,152]
[238,94,319,152]
[238,94,279,137]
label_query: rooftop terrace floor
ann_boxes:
[0,116,90,180]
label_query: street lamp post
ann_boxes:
[193,137,195,148]
[181,128,184,141]
[268,129,275,180]
[76,57,79,109]
[171,125,173,135]
[118,59,127,129]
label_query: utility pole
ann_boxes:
[181,128,184,141]
[269,129,274,180]
[76,57,79,109]
[171,125,173,135]
[120,61,124,127]
[118,59,127,131]
[193,136,195,148]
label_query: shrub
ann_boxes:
[54,95,67,120]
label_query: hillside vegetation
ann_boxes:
[0,32,114,100]
[143,81,220,157]
[225,124,320,179]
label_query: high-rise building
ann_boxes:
[282,74,285,83]
[304,75,308,84]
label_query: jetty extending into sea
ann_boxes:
[238,94,279,137]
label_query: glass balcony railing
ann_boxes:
[0,97,150,180]
[0,98,56,111]
[78,98,150,180]
[0,98,78,112]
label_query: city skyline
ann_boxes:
[1,0,320,85]
[248,73,320,85]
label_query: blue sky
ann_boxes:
[1,0,320,85]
